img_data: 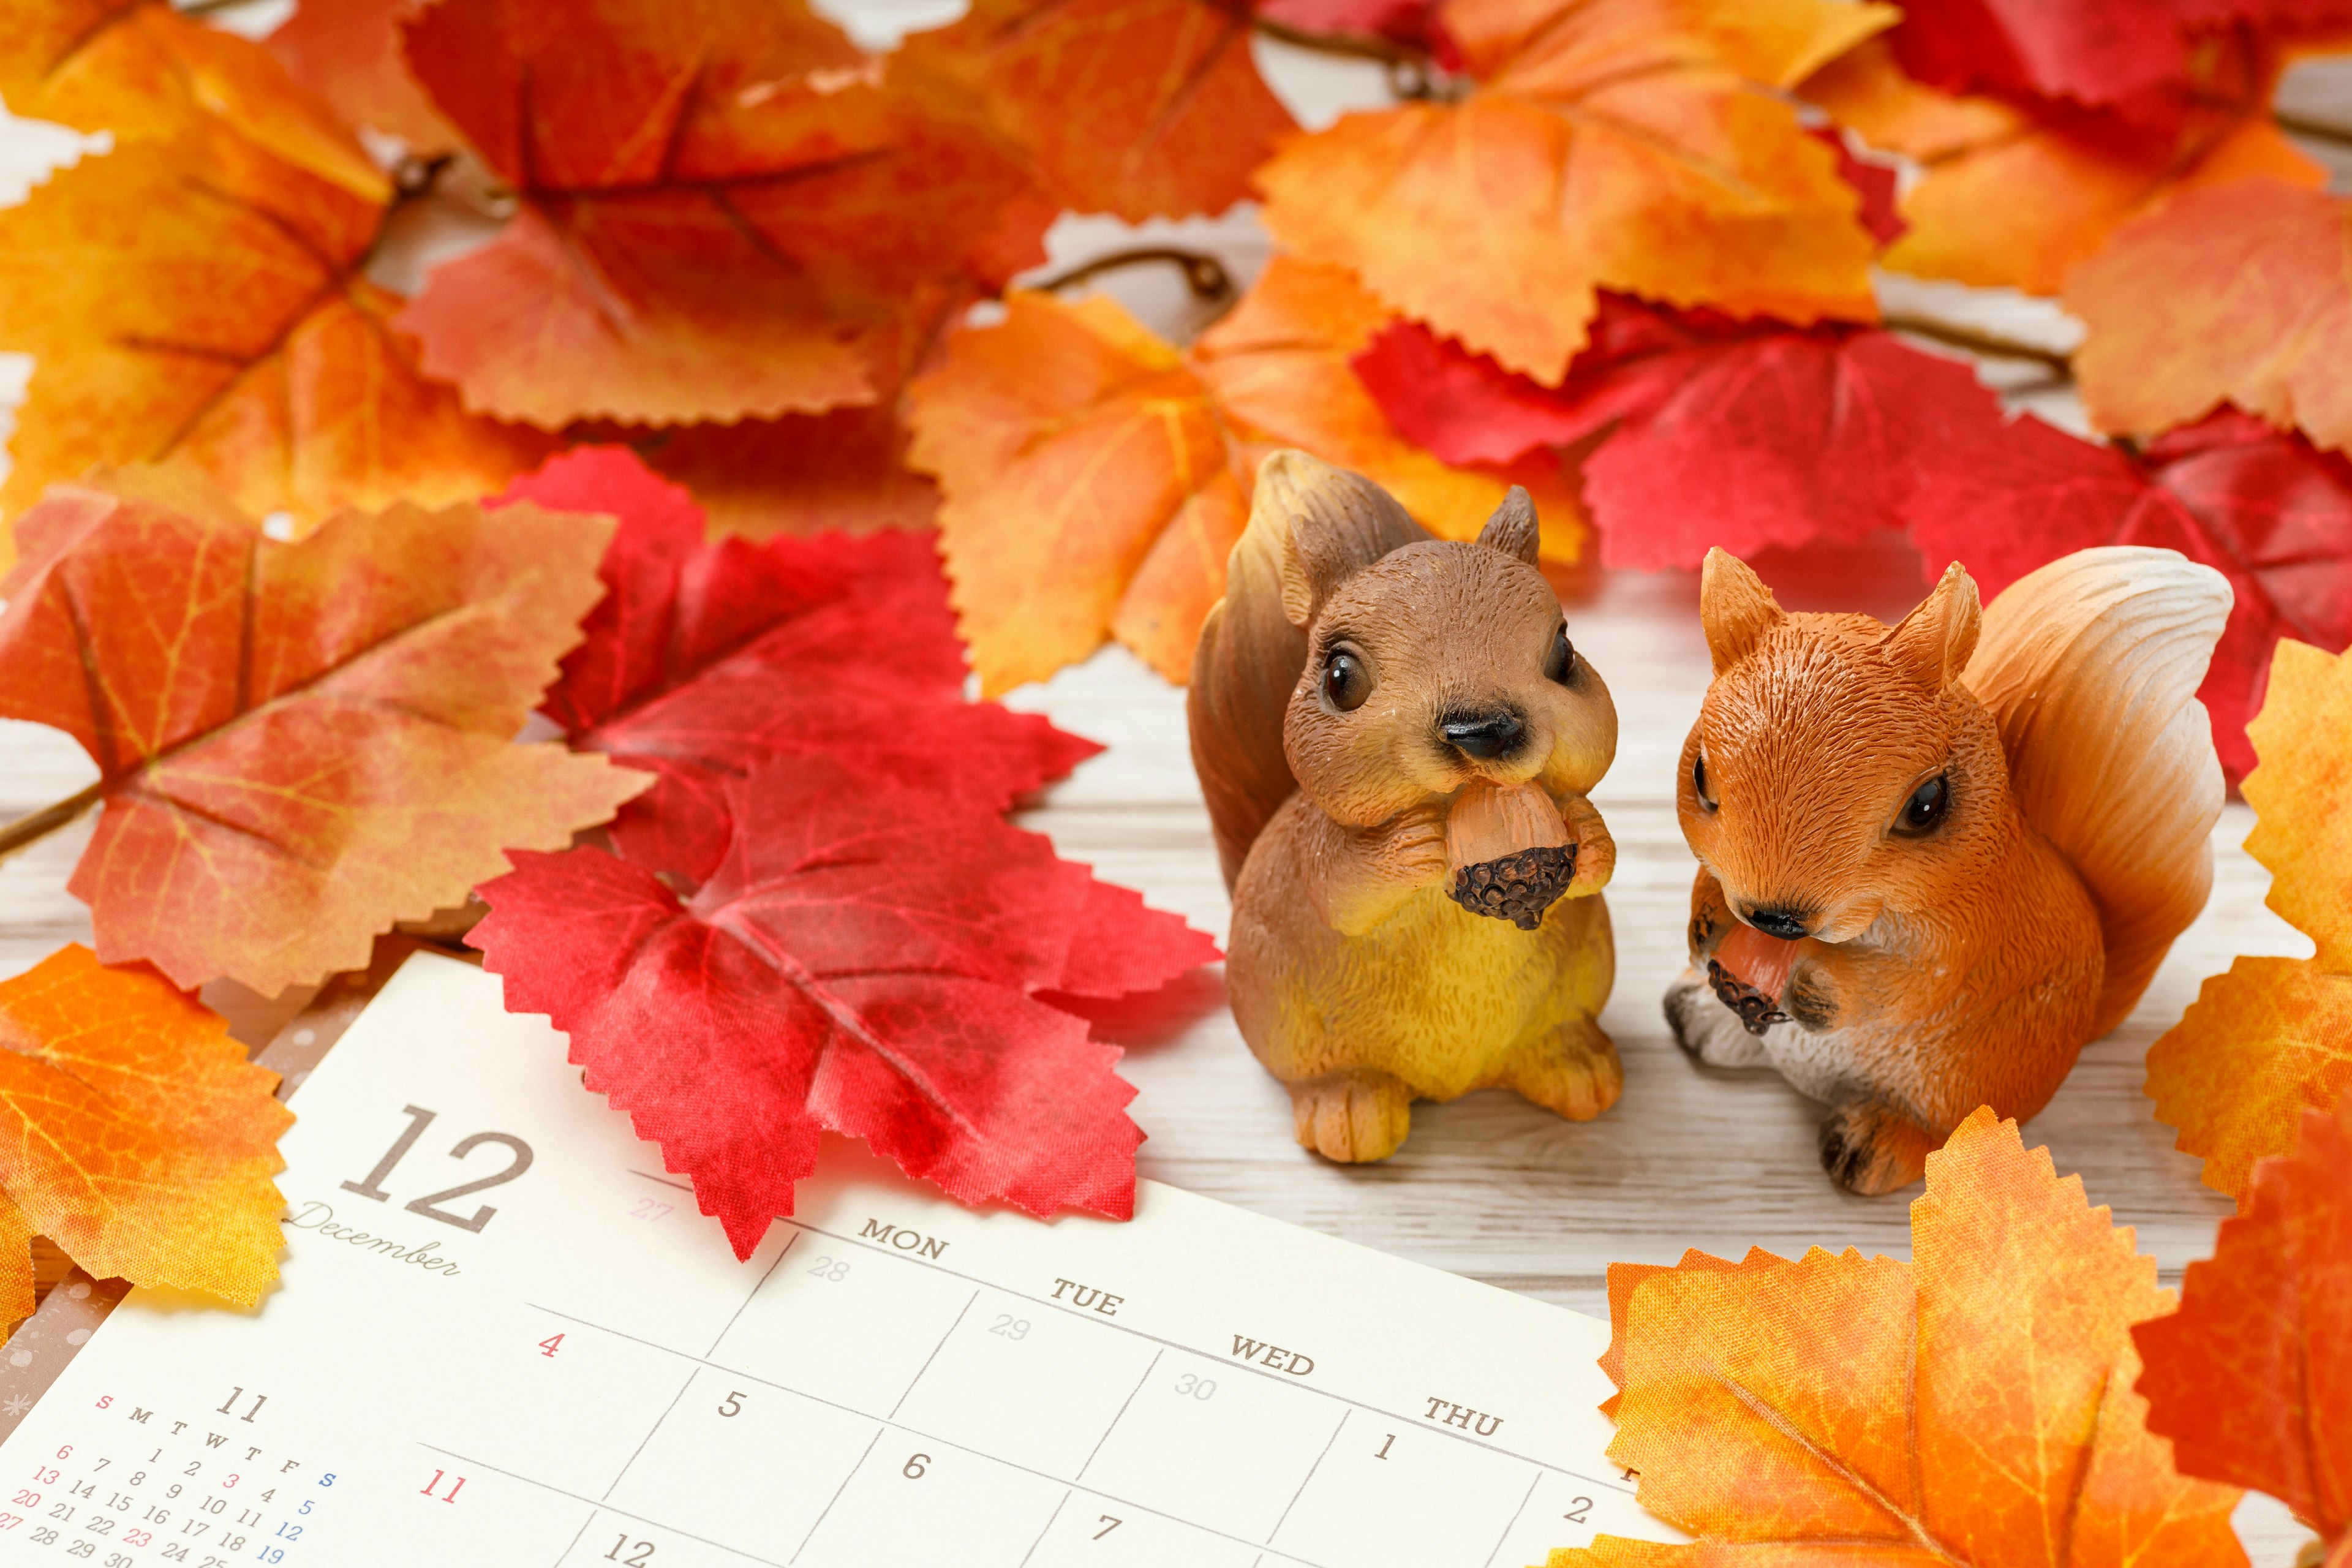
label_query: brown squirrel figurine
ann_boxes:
[1189,451,1620,1163]
[1667,545,2230,1194]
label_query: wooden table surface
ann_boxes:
[2,22,2343,1563]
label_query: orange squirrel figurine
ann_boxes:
[1667,545,2230,1193]
[1189,452,1619,1163]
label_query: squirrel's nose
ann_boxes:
[1743,905,1812,940]
[1440,709,1526,760]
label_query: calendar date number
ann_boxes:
[344,1105,534,1232]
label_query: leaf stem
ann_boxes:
[2275,108,2352,149]
[1033,246,1235,305]
[1247,18,1458,99]
[0,782,104,863]
[1880,314,2075,376]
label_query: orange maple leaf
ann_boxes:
[2134,1095,2351,1568]
[1252,0,1891,386]
[0,945,293,1325]
[906,262,1585,692]
[1554,1109,2244,1567]
[0,0,550,570]
[2069,180,2352,456]
[898,0,1296,221]
[1804,36,2326,296]
[392,0,1054,429]
[0,466,649,996]
[265,0,456,151]
[2147,639,2352,1200]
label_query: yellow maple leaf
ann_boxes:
[2147,639,2352,1200]
[0,945,293,1325]
[1551,1109,2242,1567]
[0,0,549,570]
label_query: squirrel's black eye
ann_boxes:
[1545,622,1576,685]
[1895,774,1950,836]
[1692,749,1717,811]
[1322,647,1372,711]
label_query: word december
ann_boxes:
[287,1199,463,1275]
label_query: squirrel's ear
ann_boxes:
[1700,548,1785,675]
[1261,451,1422,627]
[1879,562,1982,690]
[1476,487,1540,565]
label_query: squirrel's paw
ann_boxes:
[1819,1101,1935,1196]
[1505,1019,1622,1121]
[1664,970,1768,1069]
[1287,1069,1414,1163]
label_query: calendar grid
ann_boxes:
[506,1302,1338,1567]
[790,1429,883,1564]
[1074,1352,1162,1480]
[687,1185,1638,1498]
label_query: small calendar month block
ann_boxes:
[0,956,1668,1567]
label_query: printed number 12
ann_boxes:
[606,1533,654,1564]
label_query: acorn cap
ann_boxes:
[1450,845,1576,930]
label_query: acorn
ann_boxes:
[1444,780,1575,930]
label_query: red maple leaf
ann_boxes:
[1905,409,2352,783]
[1886,0,2352,108]
[468,755,1218,1254]
[496,447,1098,886]
[1352,297,2008,567]
[2132,1094,2351,1566]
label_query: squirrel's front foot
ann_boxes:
[1505,1018,1622,1121]
[1819,1099,1936,1195]
[1287,1069,1414,1163]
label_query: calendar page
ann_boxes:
[0,954,1665,1568]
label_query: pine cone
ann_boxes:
[1449,845,1576,930]
[1708,958,1789,1036]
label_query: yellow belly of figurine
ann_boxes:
[1226,809,1620,1163]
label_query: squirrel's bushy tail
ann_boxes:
[1188,451,1427,888]
[1964,547,2231,1035]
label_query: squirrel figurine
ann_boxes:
[1667,545,2230,1194]
[1189,451,1621,1163]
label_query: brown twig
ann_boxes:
[1249,16,1460,99]
[2275,108,2352,149]
[1035,246,1235,305]
[0,782,104,864]
[1880,314,2076,375]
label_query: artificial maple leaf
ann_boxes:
[899,0,1296,221]
[0,0,387,192]
[1904,409,2352,783]
[1804,34,2326,295]
[909,269,1584,693]
[1252,0,1892,385]
[2070,180,2352,456]
[633,407,940,539]
[0,1,549,562]
[468,754,1218,1256]
[1883,0,2352,106]
[393,0,1053,429]
[266,0,456,151]
[2147,640,2352,1200]
[496,445,1096,886]
[0,944,293,1324]
[2134,1095,2351,1567]
[0,466,646,996]
[1352,296,2010,569]
[1559,1109,2243,1567]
